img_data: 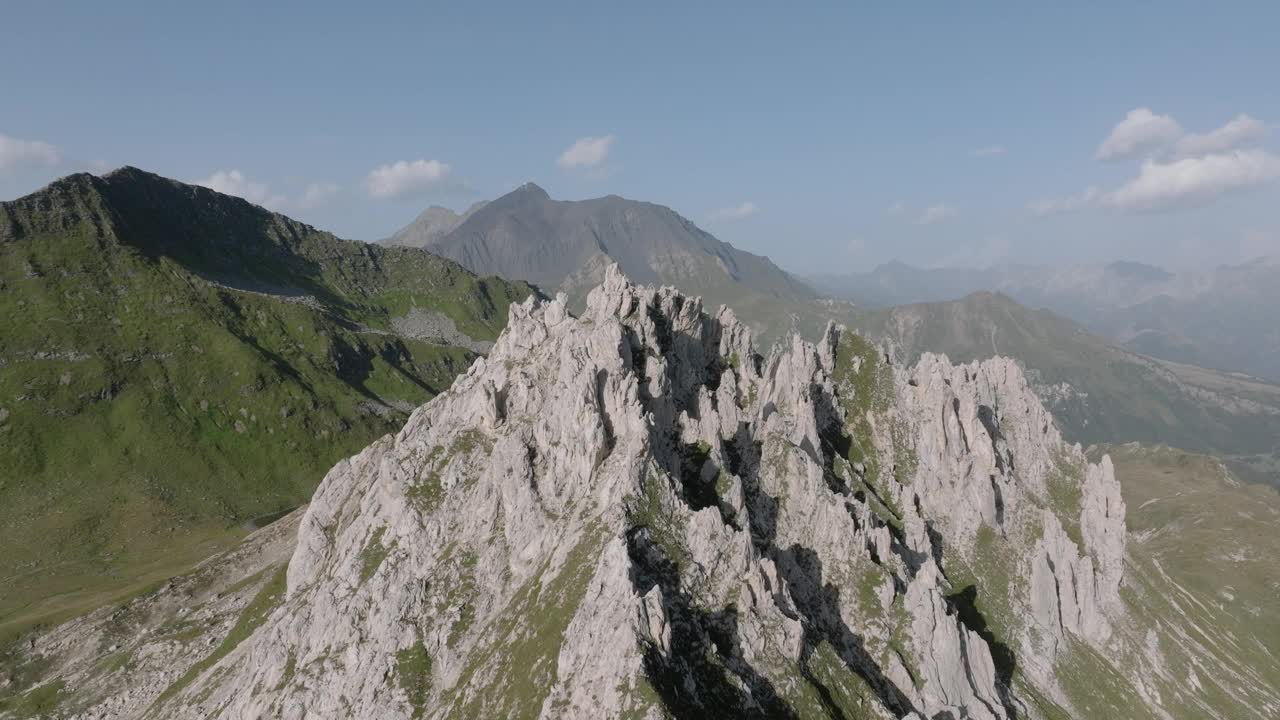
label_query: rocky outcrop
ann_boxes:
[150,266,1127,719]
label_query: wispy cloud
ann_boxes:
[1028,186,1101,216]
[1174,114,1268,157]
[197,170,286,210]
[708,201,759,221]
[916,204,958,225]
[197,172,345,212]
[970,145,1006,157]
[0,132,60,171]
[888,201,958,224]
[297,182,341,209]
[365,159,452,199]
[1096,107,1183,160]
[557,135,614,169]
[1036,109,1278,215]
[1103,149,1280,212]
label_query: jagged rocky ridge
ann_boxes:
[157,266,1127,719]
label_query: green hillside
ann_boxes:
[846,292,1280,463]
[1102,444,1280,716]
[0,168,533,643]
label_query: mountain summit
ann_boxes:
[382,201,491,249]
[140,267,1139,718]
[384,185,816,328]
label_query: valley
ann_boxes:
[814,258,1280,384]
[5,7,1278,718]
[0,169,532,647]
[0,169,1276,719]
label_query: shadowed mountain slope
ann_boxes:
[386,183,815,340]
[0,168,533,644]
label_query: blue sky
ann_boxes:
[3,1,1278,272]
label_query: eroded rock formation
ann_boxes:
[156,266,1126,719]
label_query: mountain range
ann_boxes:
[381,182,816,343]
[813,258,1280,383]
[384,185,1280,478]
[0,168,533,647]
[2,168,1278,719]
[382,201,489,249]
[8,268,1275,719]
[843,292,1280,469]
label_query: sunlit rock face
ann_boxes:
[161,265,1125,720]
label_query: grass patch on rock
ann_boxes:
[395,637,434,719]
[151,561,289,708]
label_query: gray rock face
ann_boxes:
[389,308,494,354]
[397,183,815,306]
[155,266,1127,719]
[381,202,487,248]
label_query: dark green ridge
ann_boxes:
[0,167,534,646]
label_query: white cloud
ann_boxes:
[916,204,958,225]
[1102,149,1280,211]
[1174,114,1268,157]
[708,201,759,221]
[297,182,340,209]
[1037,109,1276,216]
[197,172,345,212]
[0,132,60,171]
[365,159,452,199]
[1028,186,1101,216]
[1096,108,1183,160]
[887,201,958,224]
[197,170,286,210]
[557,135,614,169]
[971,145,1006,157]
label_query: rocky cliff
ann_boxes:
[134,266,1129,720]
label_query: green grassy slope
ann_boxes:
[1102,444,1280,718]
[0,168,533,644]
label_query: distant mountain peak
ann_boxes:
[1104,259,1172,282]
[384,183,815,322]
[412,205,459,222]
[383,201,485,249]
[508,181,550,200]
[101,164,148,179]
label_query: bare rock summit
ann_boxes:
[152,265,1128,719]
